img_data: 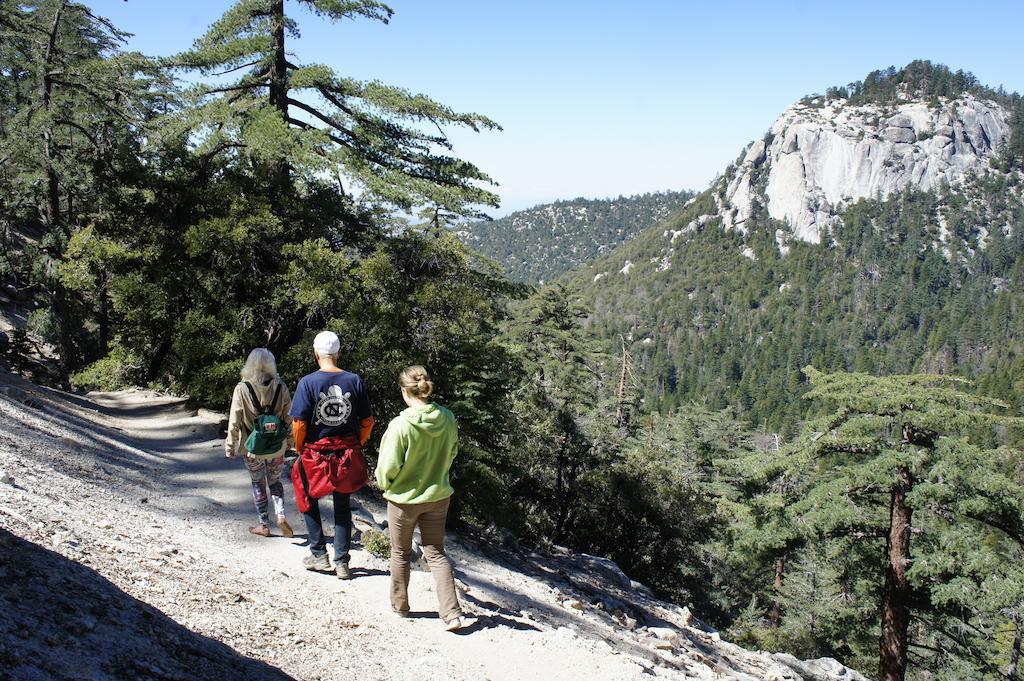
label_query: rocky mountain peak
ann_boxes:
[720,91,1013,247]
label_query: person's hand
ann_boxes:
[225,450,236,458]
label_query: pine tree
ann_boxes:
[0,1,163,380]
[169,0,499,218]
[502,283,608,541]
[775,367,1024,680]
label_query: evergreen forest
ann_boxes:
[0,5,1022,680]
[459,190,695,284]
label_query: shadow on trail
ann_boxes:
[468,611,541,634]
[450,534,680,666]
[90,392,192,419]
[405,610,440,619]
[0,374,258,521]
[0,527,293,681]
[349,567,389,578]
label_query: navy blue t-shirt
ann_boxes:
[289,370,373,442]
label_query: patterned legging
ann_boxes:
[244,455,285,525]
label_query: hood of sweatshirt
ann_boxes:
[401,403,452,438]
[240,376,283,409]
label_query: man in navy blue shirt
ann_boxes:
[290,331,374,578]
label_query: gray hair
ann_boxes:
[240,348,278,384]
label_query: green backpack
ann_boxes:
[243,382,287,456]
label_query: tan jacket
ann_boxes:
[225,376,294,458]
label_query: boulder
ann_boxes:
[881,126,916,144]
[886,114,914,128]
[575,553,632,589]
[744,139,767,167]
[351,510,379,532]
[764,665,802,681]
[629,579,656,597]
[771,653,869,681]
[598,596,627,613]
[645,626,678,641]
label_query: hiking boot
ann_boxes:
[276,516,293,538]
[303,552,331,572]
[335,561,351,580]
[248,524,270,537]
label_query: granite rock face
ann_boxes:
[721,94,1012,244]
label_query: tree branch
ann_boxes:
[208,59,265,77]
[200,81,268,96]
[825,525,887,540]
[53,119,98,147]
[199,141,249,162]
[286,96,353,137]
[286,116,352,150]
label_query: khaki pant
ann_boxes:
[387,497,462,621]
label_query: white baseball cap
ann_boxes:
[313,331,340,356]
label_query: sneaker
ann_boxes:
[444,615,476,632]
[335,561,351,580]
[276,516,293,538]
[248,524,270,537]
[303,552,331,572]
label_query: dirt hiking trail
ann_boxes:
[0,372,865,681]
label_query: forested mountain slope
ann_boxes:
[568,62,1024,434]
[458,191,694,284]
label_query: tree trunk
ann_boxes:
[269,0,288,116]
[40,1,77,386]
[615,337,630,429]
[268,0,290,192]
[1009,616,1022,681]
[879,466,913,681]
[554,430,567,539]
[97,272,109,355]
[41,1,68,230]
[770,558,785,628]
[145,339,172,383]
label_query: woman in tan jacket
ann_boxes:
[225,348,295,537]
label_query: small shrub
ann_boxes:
[2,328,35,373]
[362,529,391,559]
[72,347,145,392]
[26,308,58,344]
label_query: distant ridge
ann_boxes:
[457,190,695,285]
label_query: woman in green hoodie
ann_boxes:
[376,365,469,631]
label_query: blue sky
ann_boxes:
[87,1,1024,215]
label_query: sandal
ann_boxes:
[248,524,271,537]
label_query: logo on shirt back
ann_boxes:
[316,384,352,427]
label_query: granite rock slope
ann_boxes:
[721,93,1011,244]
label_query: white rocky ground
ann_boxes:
[0,370,867,681]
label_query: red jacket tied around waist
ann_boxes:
[291,435,368,513]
